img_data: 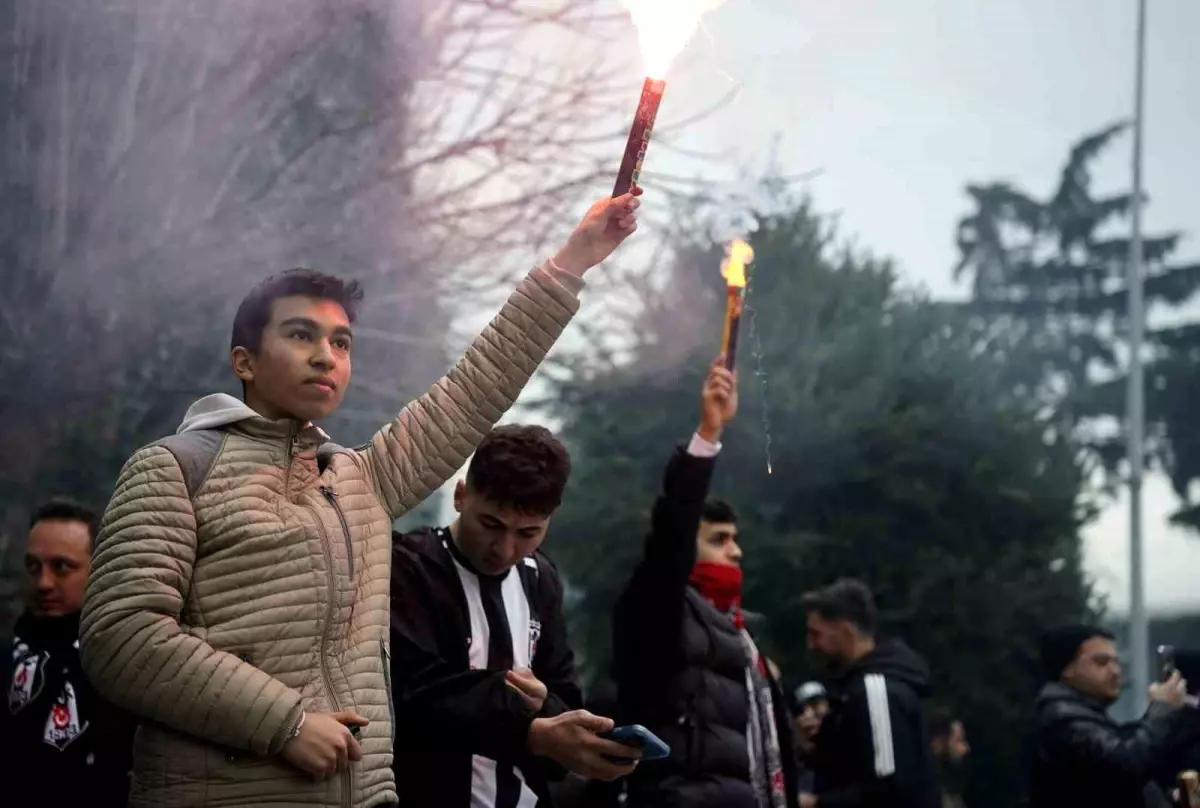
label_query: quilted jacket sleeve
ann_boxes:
[361,264,582,518]
[80,446,305,756]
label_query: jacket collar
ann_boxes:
[177,392,330,451]
[1036,681,1114,717]
[232,417,329,452]
[14,610,82,651]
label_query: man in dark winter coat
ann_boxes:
[390,424,639,808]
[1030,624,1196,808]
[801,579,940,808]
[1,500,136,807]
[613,356,798,808]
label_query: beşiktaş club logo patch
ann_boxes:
[8,644,47,714]
[43,680,88,750]
[528,619,542,662]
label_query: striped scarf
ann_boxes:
[741,630,787,808]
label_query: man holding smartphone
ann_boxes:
[1030,625,1196,808]
[390,425,640,807]
[613,357,798,808]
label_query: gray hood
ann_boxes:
[176,393,262,434]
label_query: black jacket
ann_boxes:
[813,640,940,808]
[612,447,798,808]
[0,611,136,807]
[1030,682,1184,808]
[389,527,583,807]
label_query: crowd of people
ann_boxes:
[4,193,1200,807]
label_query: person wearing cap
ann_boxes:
[1030,624,1195,808]
[792,681,830,797]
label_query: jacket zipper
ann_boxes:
[284,423,299,496]
[309,504,351,808]
[320,486,354,578]
[381,641,395,745]
[282,426,351,807]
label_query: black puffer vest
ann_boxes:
[625,589,790,808]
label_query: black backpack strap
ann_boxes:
[150,430,225,501]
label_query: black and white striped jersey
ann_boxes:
[389,526,584,808]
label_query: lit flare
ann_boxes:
[720,238,753,372]
[618,0,725,78]
[721,239,754,289]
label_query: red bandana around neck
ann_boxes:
[690,561,745,628]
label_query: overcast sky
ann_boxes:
[442,1,1198,612]
[630,0,1200,614]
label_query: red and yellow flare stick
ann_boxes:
[720,239,754,371]
[613,78,666,197]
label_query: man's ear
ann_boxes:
[453,479,467,513]
[231,346,255,384]
[839,621,858,647]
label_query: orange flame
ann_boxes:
[617,0,725,78]
[721,239,754,289]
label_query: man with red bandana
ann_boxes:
[612,357,797,808]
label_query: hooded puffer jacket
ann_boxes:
[80,266,581,808]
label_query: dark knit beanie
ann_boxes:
[1040,624,1112,681]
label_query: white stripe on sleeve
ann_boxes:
[863,673,896,777]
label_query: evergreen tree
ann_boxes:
[547,195,1094,808]
[955,122,1200,528]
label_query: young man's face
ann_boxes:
[232,294,352,422]
[805,612,857,670]
[453,481,551,577]
[696,519,741,567]
[25,518,92,617]
[1063,636,1123,704]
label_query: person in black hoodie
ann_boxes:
[390,424,639,808]
[1,500,135,807]
[1030,624,1195,808]
[801,579,940,808]
[613,356,798,808]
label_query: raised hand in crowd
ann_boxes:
[550,187,643,276]
[698,353,738,443]
[280,710,368,780]
[528,710,641,781]
[1151,670,1190,707]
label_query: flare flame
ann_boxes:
[721,239,754,289]
[617,0,725,78]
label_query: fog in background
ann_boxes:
[4,0,1198,616]
[575,0,1200,615]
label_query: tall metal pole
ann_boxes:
[1127,0,1149,715]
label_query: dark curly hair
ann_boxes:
[231,268,364,353]
[465,425,571,516]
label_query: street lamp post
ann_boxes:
[1127,0,1149,715]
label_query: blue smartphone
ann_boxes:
[601,724,671,763]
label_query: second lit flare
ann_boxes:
[612,0,725,196]
[720,239,754,371]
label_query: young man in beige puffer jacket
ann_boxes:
[79,191,643,808]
